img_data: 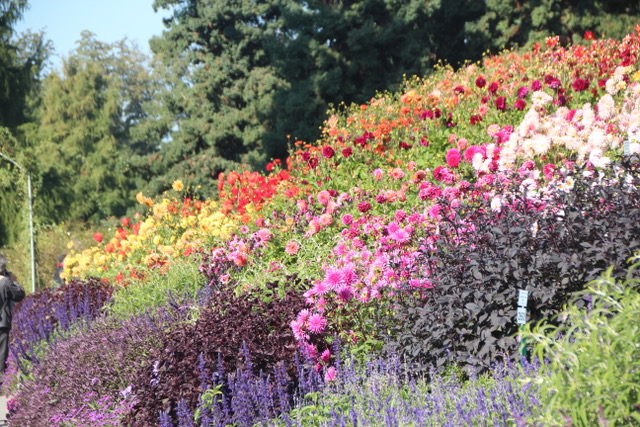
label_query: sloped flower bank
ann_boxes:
[4,30,640,425]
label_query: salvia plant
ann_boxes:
[6,301,189,426]
[271,352,541,426]
[121,277,311,425]
[7,277,113,378]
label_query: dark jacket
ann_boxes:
[0,274,25,329]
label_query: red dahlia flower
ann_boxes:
[321,146,335,158]
[572,78,590,91]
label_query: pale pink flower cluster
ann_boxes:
[303,191,352,237]
[285,240,300,255]
[605,66,633,95]
[498,78,640,169]
[619,82,640,148]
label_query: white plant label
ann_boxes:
[517,289,529,307]
[516,306,527,325]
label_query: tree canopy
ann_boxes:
[0,0,51,247]
[464,0,640,56]
[22,32,157,224]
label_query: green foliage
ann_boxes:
[0,127,35,289]
[273,0,443,140]
[0,28,52,251]
[521,263,640,426]
[0,126,29,246]
[35,221,119,288]
[25,32,157,224]
[194,383,224,423]
[0,0,31,129]
[105,257,203,319]
[141,0,289,198]
[283,391,352,426]
[464,0,640,58]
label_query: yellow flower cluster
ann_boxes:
[62,191,240,283]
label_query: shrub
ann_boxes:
[520,263,640,426]
[385,158,640,372]
[122,276,310,426]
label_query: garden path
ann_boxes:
[0,395,8,425]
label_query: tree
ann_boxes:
[0,127,27,246]
[463,0,640,59]
[145,0,449,198]
[0,1,52,248]
[271,0,472,153]
[139,0,289,198]
[25,32,157,224]
[0,0,40,130]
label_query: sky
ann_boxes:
[14,0,168,69]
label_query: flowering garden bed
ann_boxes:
[3,29,640,426]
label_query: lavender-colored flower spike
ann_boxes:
[176,399,195,427]
[159,410,173,427]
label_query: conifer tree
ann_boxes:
[0,0,51,246]
[464,0,640,58]
[0,0,33,129]
[27,32,156,223]
[145,0,446,197]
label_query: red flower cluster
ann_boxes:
[217,167,294,219]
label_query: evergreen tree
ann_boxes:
[140,0,289,198]
[271,0,443,158]
[0,0,34,129]
[146,0,448,197]
[0,1,52,247]
[26,32,157,223]
[464,0,640,59]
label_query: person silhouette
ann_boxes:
[0,254,25,373]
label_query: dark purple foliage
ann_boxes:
[122,276,310,426]
[158,348,324,427]
[386,157,640,372]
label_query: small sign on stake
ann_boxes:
[517,289,529,308]
[624,139,630,156]
[516,289,530,361]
